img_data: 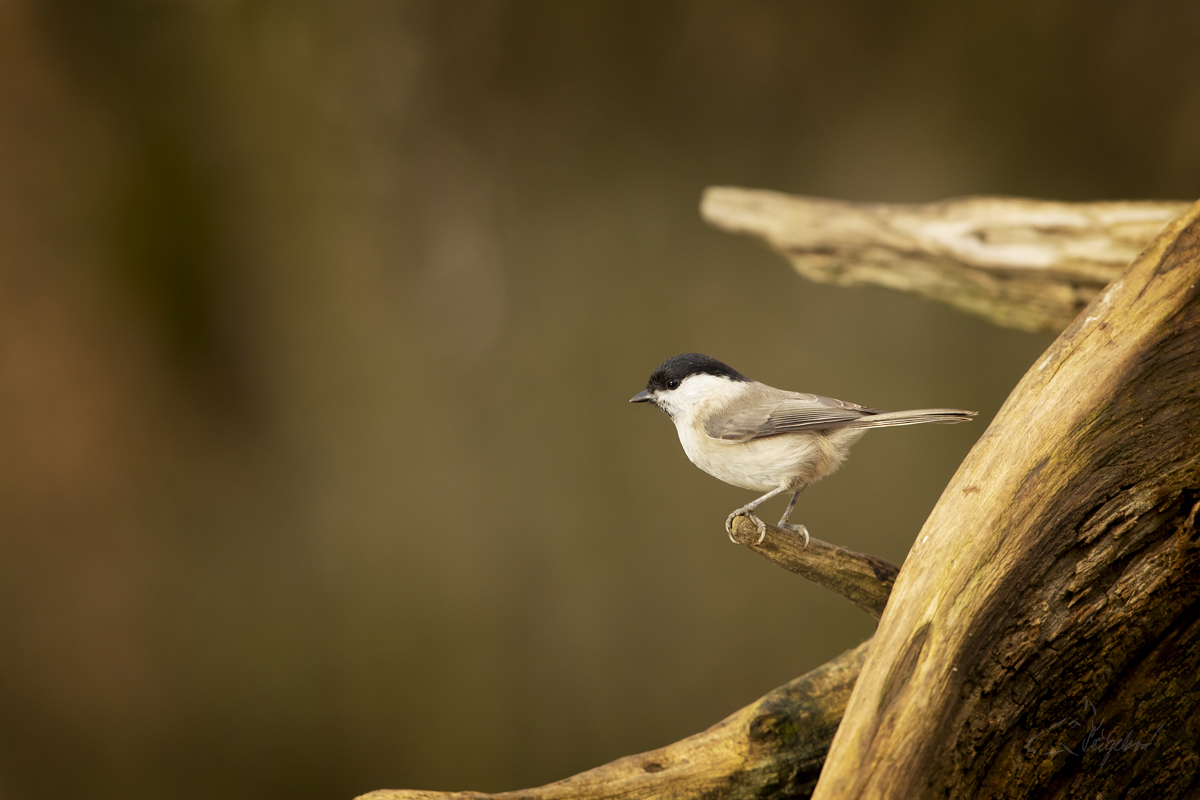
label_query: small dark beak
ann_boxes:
[629,390,653,404]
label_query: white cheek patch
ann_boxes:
[657,373,745,422]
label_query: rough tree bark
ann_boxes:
[360,194,1200,799]
[701,187,1189,333]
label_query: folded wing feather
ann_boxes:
[705,382,974,441]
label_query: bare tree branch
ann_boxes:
[701,187,1189,332]
[358,641,870,800]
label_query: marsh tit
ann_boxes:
[630,353,976,545]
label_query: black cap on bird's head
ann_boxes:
[629,353,749,403]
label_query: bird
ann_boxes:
[629,353,976,545]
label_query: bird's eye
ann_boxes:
[666,379,680,390]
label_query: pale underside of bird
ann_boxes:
[630,353,976,545]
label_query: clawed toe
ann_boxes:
[779,522,810,547]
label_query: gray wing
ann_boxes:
[705,383,885,442]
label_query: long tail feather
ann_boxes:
[851,408,978,428]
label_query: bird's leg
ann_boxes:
[726,485,789,544]
[777,488,810,547]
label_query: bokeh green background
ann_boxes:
[2,2,1197,798]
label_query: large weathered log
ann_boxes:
[813,199,1200,798]
[358,641,869,800]
[701,187,1189,332]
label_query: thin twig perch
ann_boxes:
[728,517,898,620]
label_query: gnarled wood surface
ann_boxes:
[358,641,869,800]
[814,199,1200,798]
[701,187,1189,332]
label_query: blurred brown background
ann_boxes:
[1,1,1197,798]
